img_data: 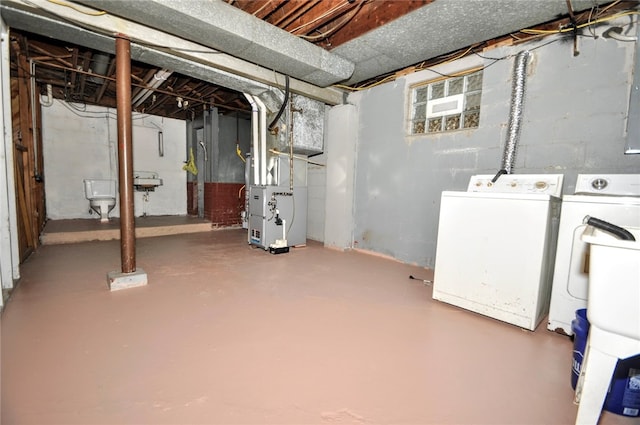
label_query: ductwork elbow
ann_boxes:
[243,93,258,111]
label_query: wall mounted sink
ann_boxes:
[133,172,162,191]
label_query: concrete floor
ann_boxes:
[1,227,635,424]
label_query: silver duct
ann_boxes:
[502,50,531,174]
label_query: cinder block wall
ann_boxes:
[344,28,640,268]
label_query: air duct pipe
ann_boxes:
[252,95,268,187]
[243,93,260,185]
[501,50,531,175]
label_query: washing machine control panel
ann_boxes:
[574,174,640,196]
[467,174,564,197]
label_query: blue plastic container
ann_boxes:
[571,308,640,417]
[571,309,589,390]
[603,355,640,417]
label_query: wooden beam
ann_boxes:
[270,1,311,27]
[16,52,38,250]
[28,43,74,68]
[234,0,286,19]
[322,0,431,48]
[288,0,352,35]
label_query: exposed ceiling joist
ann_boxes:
[1,0,345,106]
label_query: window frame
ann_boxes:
[408,67,484,136]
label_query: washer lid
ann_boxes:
[467,174,563,197]
[574,174,640,196]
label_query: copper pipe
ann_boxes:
[116,35,136,273]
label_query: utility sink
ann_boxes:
[582,226,640,340]
[575,225,640,424]
[133,172,162,191]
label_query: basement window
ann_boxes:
[409,70,483,135]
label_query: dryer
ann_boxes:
[547,174,640,336]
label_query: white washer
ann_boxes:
[547,174,640,336]
[433,174,563,331]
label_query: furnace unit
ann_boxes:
[246,153,308,252]
[248,185,307,251]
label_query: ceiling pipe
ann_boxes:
[88,52,110,83]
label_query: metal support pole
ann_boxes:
[116,35,135,273]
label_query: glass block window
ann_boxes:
[410,70,483,135]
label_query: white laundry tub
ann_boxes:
[581,226,640,341]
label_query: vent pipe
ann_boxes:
[252,96,268,186]
[243,93,260,186]
[88,53,111,83]
[501,50,530,174]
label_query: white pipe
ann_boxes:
[40,84,53,107]
[28,59,39,177]
[607,30,637,42]
[252,95,268,186]
[243,93,259,185]
[132,69,172,107]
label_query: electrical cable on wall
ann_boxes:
[45,0,106,16]
[334,9,639,92]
